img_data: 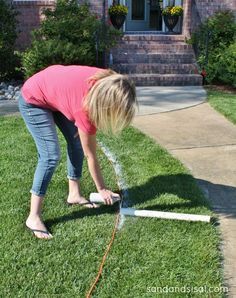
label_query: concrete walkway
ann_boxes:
[0,86,207,116]
[136,86,206,115]
[133,87,236,297]
[0,100,19,117]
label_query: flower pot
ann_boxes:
[164,15,179,32]
[110,14,126,30]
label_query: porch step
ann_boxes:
[111,34,202,86]
[113,53,195,64]
[123,34,185,42]
[128,74,203,86]
[113,43,193,53]
[113,63,198,75]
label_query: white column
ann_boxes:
[175,0,182,5]
[121,0,126,32]
[162,0,168,32]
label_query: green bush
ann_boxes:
[189,10,236,85]
[217,42,236,87]
[22,0,121,78]
[0,0,18,80]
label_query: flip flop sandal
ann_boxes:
[66,199,98,208]
[26,225,52,238]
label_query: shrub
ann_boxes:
[217,42,236,87]
[0,0,18,80]
[22,0,121,78]
[189,10,236,85]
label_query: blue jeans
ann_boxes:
[18,93,84,197]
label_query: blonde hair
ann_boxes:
[83,69,137,135]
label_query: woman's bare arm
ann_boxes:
[78,128,116,204]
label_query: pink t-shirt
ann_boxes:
[21,65,104,135]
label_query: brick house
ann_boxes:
[13,0,236,86]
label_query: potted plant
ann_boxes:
[162,5,183,33]
[108,3,128,30]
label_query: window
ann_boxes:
[132,0,145,20]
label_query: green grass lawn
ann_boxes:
[207,86,236,124]
[0,116,224,297]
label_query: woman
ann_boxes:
[19,65,137,239]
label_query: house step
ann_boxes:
[128,74,203,86]
[123,34,185,42]
[111,34,201,86]
[113,53,195,64]
[113,63,198,75]
[113,43,193,53]
[112,48,193,55]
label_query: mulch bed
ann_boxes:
[205,84,236,94]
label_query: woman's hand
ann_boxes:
[98,189,120,205]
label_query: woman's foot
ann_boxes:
[67,196,99,208]
[26,215,53,239]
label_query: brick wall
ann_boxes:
[14,0,107,50]
[13,0,55,50]
[79,0,110,20]
[190,0,236,33]
[182,0,191,38]
[82,0,106,18]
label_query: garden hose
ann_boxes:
[85,145,123,298]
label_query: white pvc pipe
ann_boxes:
[90,194,211,223]
[90,193,121,204]
[120,208,211,223]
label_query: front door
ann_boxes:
[126,0,150,31]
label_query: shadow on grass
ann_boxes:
[46,204,119,230]
[123,174,208,209]
[46,174,236,229]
